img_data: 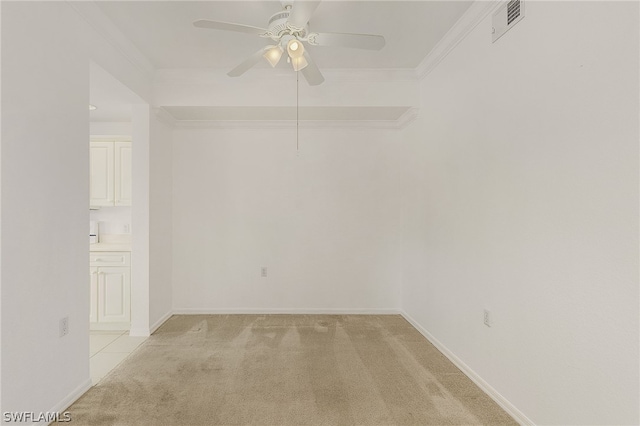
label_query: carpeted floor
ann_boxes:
[63,315,517,425]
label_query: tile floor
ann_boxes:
[89,331,147,384]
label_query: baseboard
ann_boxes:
[129,310,173,337]
[171,308,401,315]
[128,327,150,337]
[149,310,173,334]
[38,378,92,425]
[400,311,535,426]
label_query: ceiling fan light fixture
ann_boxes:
[291,55,308,71]
[263,45,283,67]
[193,1,384,85]
[287,39,305,59]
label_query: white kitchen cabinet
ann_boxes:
[114,142,132,206]
[98,267,131,323]
[90,140,131,208]
[90,251,131,330]
[89,267,98,323]
[89,142,114,207]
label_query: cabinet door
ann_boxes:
[97,267,131,323]
[89,267,98,323]
[90,142,114,207]
[114,142,132,206]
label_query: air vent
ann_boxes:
[507,0,521,24]
[492,0,525,43]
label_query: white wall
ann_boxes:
[1,1,157,416]
[90,207,131,236]
[154,68,419,109]
[130,105,151,336]
[400,2,639,425]
[129,107,173,336]
[172,126,402,312]
[149,113,173,329]
[1,1,91,415]
[90,121,132,136]
[0,2,3,409]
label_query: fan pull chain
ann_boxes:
[296,70,299,154]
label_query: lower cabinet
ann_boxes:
[90,251,131,330]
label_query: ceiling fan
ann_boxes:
[193,0,386,86]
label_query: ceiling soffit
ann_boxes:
[94,1,474,70]
[79,1,499,125]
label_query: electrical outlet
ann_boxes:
[123,224,130,234]
[483,309,492,327]
[59,317,69,337]
[261,267,268,278]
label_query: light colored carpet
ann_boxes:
[64,315,516,425]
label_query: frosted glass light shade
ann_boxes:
[263,46,283,67]
[287,39,305,59]
[291,55,308,71]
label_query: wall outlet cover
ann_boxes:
[484,309,492,327]
[59,316,69,337]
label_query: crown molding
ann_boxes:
[153,107,177,126]
[172,119,405,131]
[396,108,420,130]
[69,2,155,76]
[161,105,418,130]
[322,68,418,83]
[415,0,502,80]
[154,67,418,86]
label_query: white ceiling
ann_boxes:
[89,1,473,124]
[90,62,143,122]
[95,1,473,70]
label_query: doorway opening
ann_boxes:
[88,62,149,384]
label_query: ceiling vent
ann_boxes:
[492,0,524,43]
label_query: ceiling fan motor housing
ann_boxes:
[267,9,308,41]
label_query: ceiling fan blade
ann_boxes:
[287,0,321,29]
[228,47,270,77]
[193,19,267,35]
[301,51,324,86]
[311,32,385,50]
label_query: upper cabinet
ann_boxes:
[90,141,114,207]
[114,142,132,206]
[90,140,131,208]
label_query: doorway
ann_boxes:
[89,62,150,383]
